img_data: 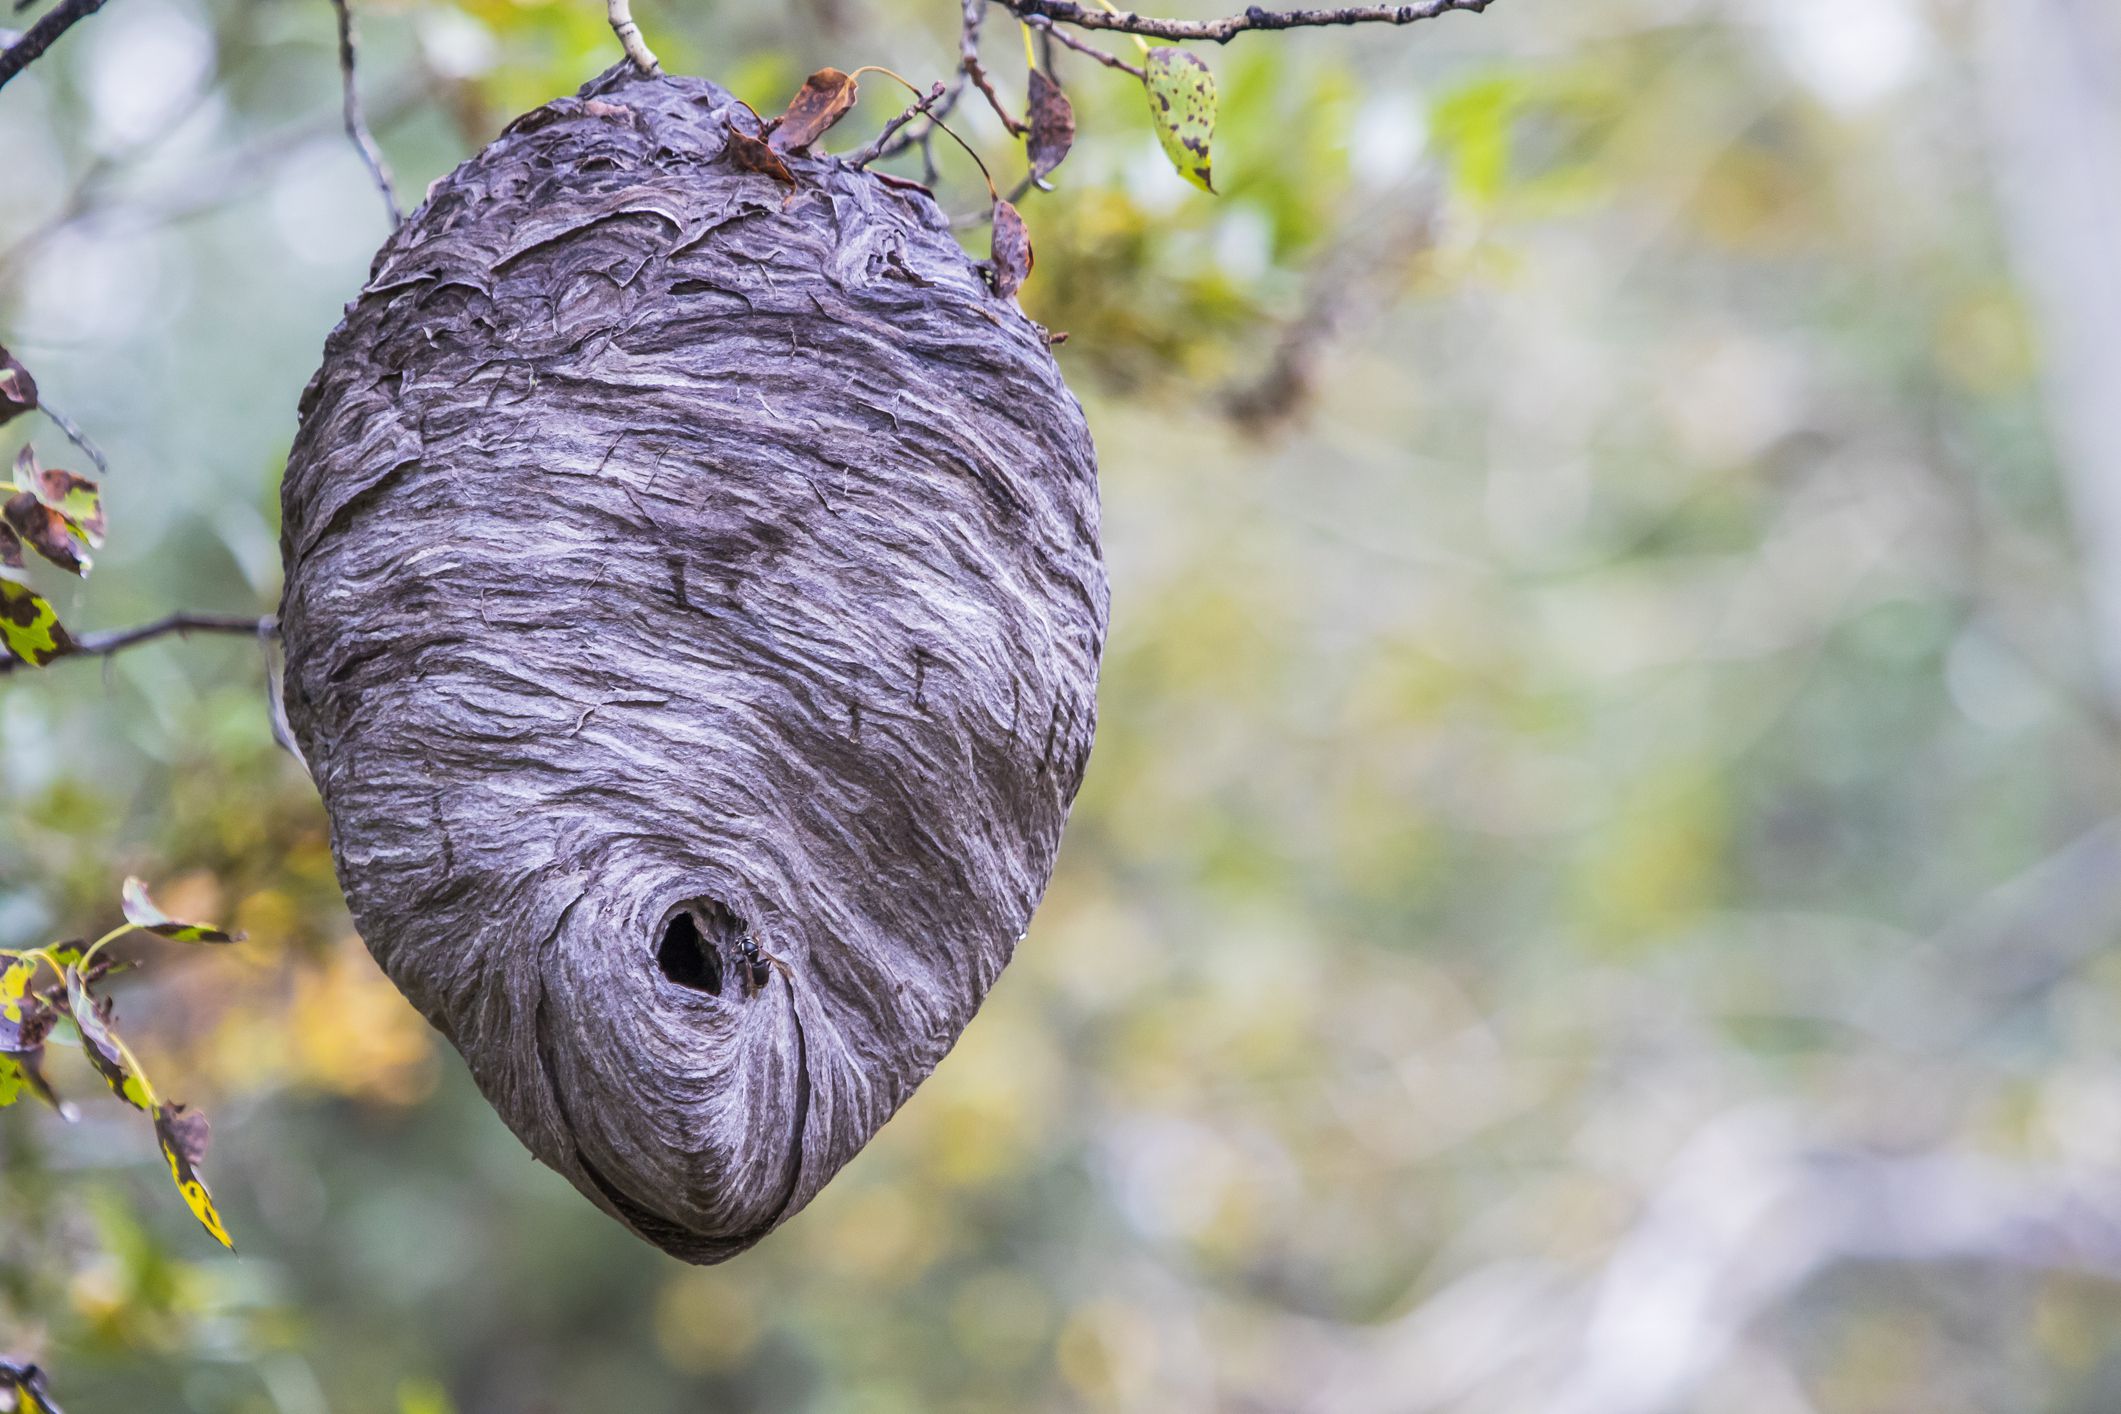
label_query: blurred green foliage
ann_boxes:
[4,0,2121,1409]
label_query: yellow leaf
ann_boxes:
[0,579,72,667]
[155,1101,235,1251]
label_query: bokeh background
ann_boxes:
[6,0,2121,1408]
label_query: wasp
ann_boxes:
[735,931,794,998]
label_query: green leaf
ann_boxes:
[63,967,152,1111]
[153,1100,234,1251]
[0,579,73,667]
[1430,74,1523,206]
[1143,47,1217,194]
[17,447,104,549]
[121,878,243,944]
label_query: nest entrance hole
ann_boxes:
[657,899,750,996]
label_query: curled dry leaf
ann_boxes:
[121,877,245,943]
[2,492,89,576]
[153,1100,234,1250]
[0,345,35,428]
[0,579,72,667]
[64,967,151,1111]
[725,129,798,190]
[1026,69,1076,181]
[990,199,1034,300]
[772,68,860,153]
[1144,47,1218,194]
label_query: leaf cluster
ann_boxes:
[0,878,245,1252]
[0,346,106,670]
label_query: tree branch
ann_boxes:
[1027,17,1146,79]
[959,0,1027,136]
[997,0,1494,44]
[606,0,659,76]
[0,612,274,676]
[327,0,400,231]
[0,0,109,92]
[35,399,109,478]
[848,81,949,168]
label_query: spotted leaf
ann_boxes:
[122,877,244,943]
[0,579,73,667]
[64,967,151,1111]
[154,1101,234,1250]
[771,68,860,153]
[1143,47,1217,193]
[0,958,63,1115]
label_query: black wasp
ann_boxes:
[735,931,793,997]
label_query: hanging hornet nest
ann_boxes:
[277,65,1105,1262]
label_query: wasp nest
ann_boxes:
[277,65,1105,1262]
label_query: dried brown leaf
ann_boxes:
[0,345,35,428]
[771,68,860,154]
[990,199,1033,300]
[1026,69,1076,181]
[17,447,103,547]
[2,491,89,576]
[725,129,798,190]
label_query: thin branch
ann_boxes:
[0,612,275,676]
[0,0,109,92]
[997,0,1494,44]
[35,400,108,478]
[874,68,967,164]
[327,0,400,231]
[606,0,659,76]
[1029,16,1146,78]
[960,0,1026,136]
[848,81,949,168]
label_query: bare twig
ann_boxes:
[327,0,400,231]
[849,81,949,168]
[959,0,1026,135]
[1028,16,1146,78]
[0,612,275,676]
[606,0,659,76]
[0,0,109,92]
[997,0,1494,44]
[34,400,109,478]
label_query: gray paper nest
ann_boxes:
[277,65,1106,1262]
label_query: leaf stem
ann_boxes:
[76,923,135,974]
